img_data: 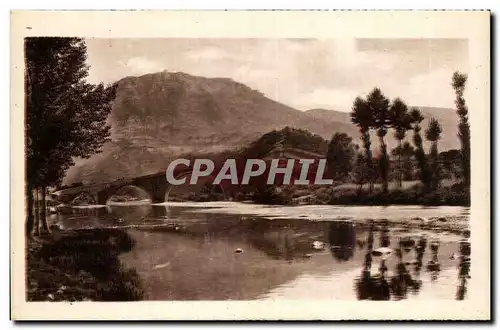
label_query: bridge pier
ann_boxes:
[151,195,166,204]
[133,175,167,204]
[96,191,109,205]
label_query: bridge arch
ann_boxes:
[105,184,152,204]
[71,191,98,205]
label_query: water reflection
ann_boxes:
[52,203,470,301]
[456,230,471,300]
[379,220,391,248]
[426,240,441,281]
[355,221,392,300]
[414,235,427,275]
[353,220,474,301]
[327,221,356,262]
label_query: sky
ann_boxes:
[85,38,468,112]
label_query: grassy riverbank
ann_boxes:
[327,184,470,206]
[27,228,144,302]
[246,182,470,206]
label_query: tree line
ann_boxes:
[327,71,470,196]
[25,37,117,236]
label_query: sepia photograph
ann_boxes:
[10,10,490,320]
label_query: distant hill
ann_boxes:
[64,71,460,184]
[305,108,351,124]
[241,127,328,159]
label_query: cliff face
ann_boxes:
[64,71,459,184]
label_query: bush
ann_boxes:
[251,185,293,205]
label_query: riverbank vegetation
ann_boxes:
[27,228,143,301]
[240,72,471,207]
[343,73,470,205]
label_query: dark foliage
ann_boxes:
[389,98,412,188]
[25,37,117,234]
[425,118,443,190]
[367,88,391,194]
[27,229,144,301]
[327,133,355,181]
[241,126,328,159]
[451,71,471,187]
[351,96,375,193]
[410,108,431,190]
[328,184,469,206]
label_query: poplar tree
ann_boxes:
[451,71,471,187]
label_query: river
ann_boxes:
[48,202,471,301]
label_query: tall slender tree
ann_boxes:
[352,152,368,193]
[389,97,412,188]
[350,96,374,193]
[367,88,390,194]
[425,118,443,191]
[451,71,471,187]
[410,108,430,190]
[400,141,415,181]
[25,37,117,235]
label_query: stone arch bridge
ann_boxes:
[52,147,326,205]
[52,171,176,205]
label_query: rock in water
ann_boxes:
[372,247,393,260]
[153,262,170,270]
[312,241,325,250]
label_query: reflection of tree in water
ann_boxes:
[426,240,441,282]
[327,221,356,262]
[379,220,390,248]
[355,221,425,300]
[414,235,427,275]
[355,221,390,300]
[390,237,423,300]
[367,221,375,250]
[456,230,471,300]
[355,222,473,300]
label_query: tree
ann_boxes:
[25,37,117,235]
[326,133,355,181]
[367,88,391,194]
[410,108,430,190]
[350,96,374,193]
[391,141,415,182]
[425,118,443,190]
[440,149,461,180]
[451,71,471,187]
[352,152,369,192]
[389,97,412,188]
[400,142,415,181]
